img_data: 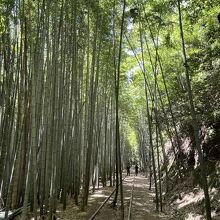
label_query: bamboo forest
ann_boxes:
[0,0,220,219]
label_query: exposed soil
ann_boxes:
[5,171,219,219]
[56,171,171,220]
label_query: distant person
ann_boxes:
[135,164,139,176]
[126,164,131,176]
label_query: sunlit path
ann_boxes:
[123,172,170,220]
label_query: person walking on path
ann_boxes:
[127,164,131,176]
[135,164,139,176]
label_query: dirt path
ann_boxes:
[57,172,171,220]
[131,174,170,219]
[56,186,115,220]
[122,173,170,220]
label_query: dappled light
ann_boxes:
[185,213,204,220]
[174,190,204,209]
[90,194,108,198]
[0,0,219,219]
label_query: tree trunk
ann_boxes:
[177,1,212,219]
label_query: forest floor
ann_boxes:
[55,171,220,220]
[164,172,220,220]
[56,171,171,220]
[3,170,218,219]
